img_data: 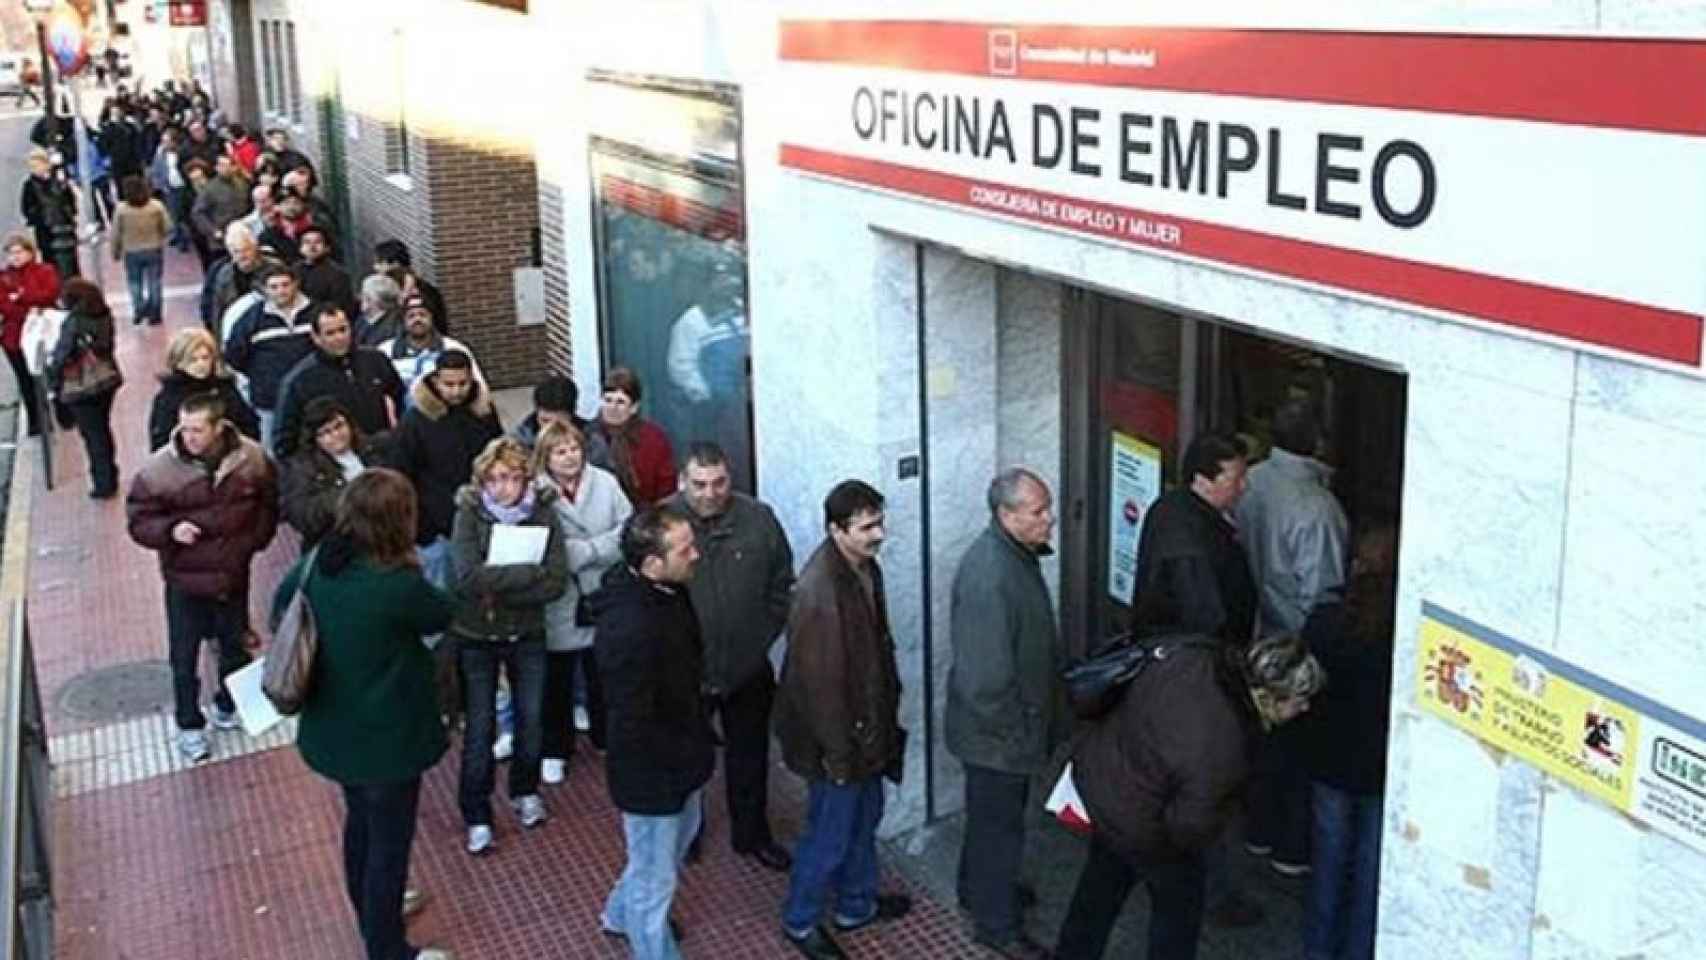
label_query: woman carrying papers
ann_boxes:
[448,437,569,856]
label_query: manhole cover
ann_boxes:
[56,660,175,723]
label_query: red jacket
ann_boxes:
[228,137,262,174]
[0,260,61,353]
[594,417,677,507]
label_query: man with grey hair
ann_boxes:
[355,272,404,348]
[202,221,276,342]
[944,467,1067,958]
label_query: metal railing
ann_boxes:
[2,600,53,959]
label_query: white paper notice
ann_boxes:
[486,525,548,566]
[223,658,284,737]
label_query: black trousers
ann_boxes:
[541,648,605,760]
[1056,834,1207,960]
[340,777,422,960]
[67,389,118,495]
[4,347,40,436]
[957,764,1031,944]
[707,668,778,851]
[164,586,248,730]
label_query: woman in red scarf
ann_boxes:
[590,367,677,506]
[0,233,62,437]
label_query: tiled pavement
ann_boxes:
[33,244,997,959]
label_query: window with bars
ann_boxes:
[382,29,411,177]
[259,21,278,113]
[284,23,303,124]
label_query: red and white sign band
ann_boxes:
[777,21,1706,371]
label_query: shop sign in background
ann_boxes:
[1416,602,1706,855]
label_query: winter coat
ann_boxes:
[662,491,795,695]
[355,308,402,349]
[191,175,248,246]
[176,134,223,183]
[126,423,280,598]
[1130,488,1257,648]
[0,259,60,353]
[446,483,569,642]
[271,347,405,459]
[222,293,316,410]
[97,120,144,179]
[586,563,716,815]
[1294,582,1394,795]
[589,416,677,507]
[278,536,455,786]
[945,521,1070,776]
[387,374,503,544]
[47,308,121,401]
[1073,637,1255,864]
[299,257,357,320]
[279,440,377,549]
[539,467,631,652]
[148,146,181,196]
[1235,448,1350,634]
[377,332,485,401]
[20,174,76,238]
[774,539,903,784]
[147,371,260,452]
[202,255,273,337]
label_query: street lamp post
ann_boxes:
[30,2,107,292]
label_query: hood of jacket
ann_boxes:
[411,371,491,421]
[452,478,559,521]
[168,420,263,486]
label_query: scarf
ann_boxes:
[481,485,536,525]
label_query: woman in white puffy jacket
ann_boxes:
[532,418,633,784]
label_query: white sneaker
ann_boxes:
[573,705,590,732]
[492,732,513,761]
[402,887,426,918]
[514,794,548,829]
[176,729,211,763]
[417,949,456,960]
[541,759,566,784]
[209,706,241,731]
[465,825,495,855]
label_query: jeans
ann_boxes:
[457,636,545,826]
[164,585,249,730]
[123,248,165,323]
[1247,727,1311,864]
[165,186,190,247]
[256,407,276,456]
[957,764,1031,944]
[68,390,118,495]
[1056,834,1207,960]
[1305,784,1383,960]
[340,777,423,960]
[782,776,885,936]
[542,649,604,760]
[418,536,452,590]
[707,668,777,852]
[4,347,40,436]
[602,788,702,960]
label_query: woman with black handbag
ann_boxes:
[47,278,123,498]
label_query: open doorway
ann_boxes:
[1060,289,1407,653]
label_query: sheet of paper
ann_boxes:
[487,525,549,566]
[223,658,284,737]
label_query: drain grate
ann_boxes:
[55,659,176,724]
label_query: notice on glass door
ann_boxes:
[1107,431,1162,605]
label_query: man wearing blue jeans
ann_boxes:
[774,480,912,959]
[590,508,716,960]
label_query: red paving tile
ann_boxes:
[38,245,994,959]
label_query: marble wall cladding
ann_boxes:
[995,270,1065,607]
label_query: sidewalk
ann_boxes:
[32,244,993,959]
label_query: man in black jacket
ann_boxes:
[296,226,357,319]
[664,441,796,871]
[270,303,405,459]
[587,507,715,957]
[387,350,501,588]
[1130,432,1256,648]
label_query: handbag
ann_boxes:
[261,548,320,715]
[1060,633,1217,720]
[56,340,122,403]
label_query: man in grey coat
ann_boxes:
[945,468,1068,959]
[665,441,797,872]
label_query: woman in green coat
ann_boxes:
[272,468,457,960]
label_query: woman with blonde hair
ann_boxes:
[532,418,631,783]
[148,326,258,451]
[448,436,567,854]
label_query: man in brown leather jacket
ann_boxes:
[773,480,911,960]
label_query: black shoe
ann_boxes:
[89,488,117,500]
[783,925,847,959]
[973,932,1054,960]
[603,918,685,943]
[1019,883,1038,910]
[833,893,912,932]
[684,828,703,864]
[741,840,792,872]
